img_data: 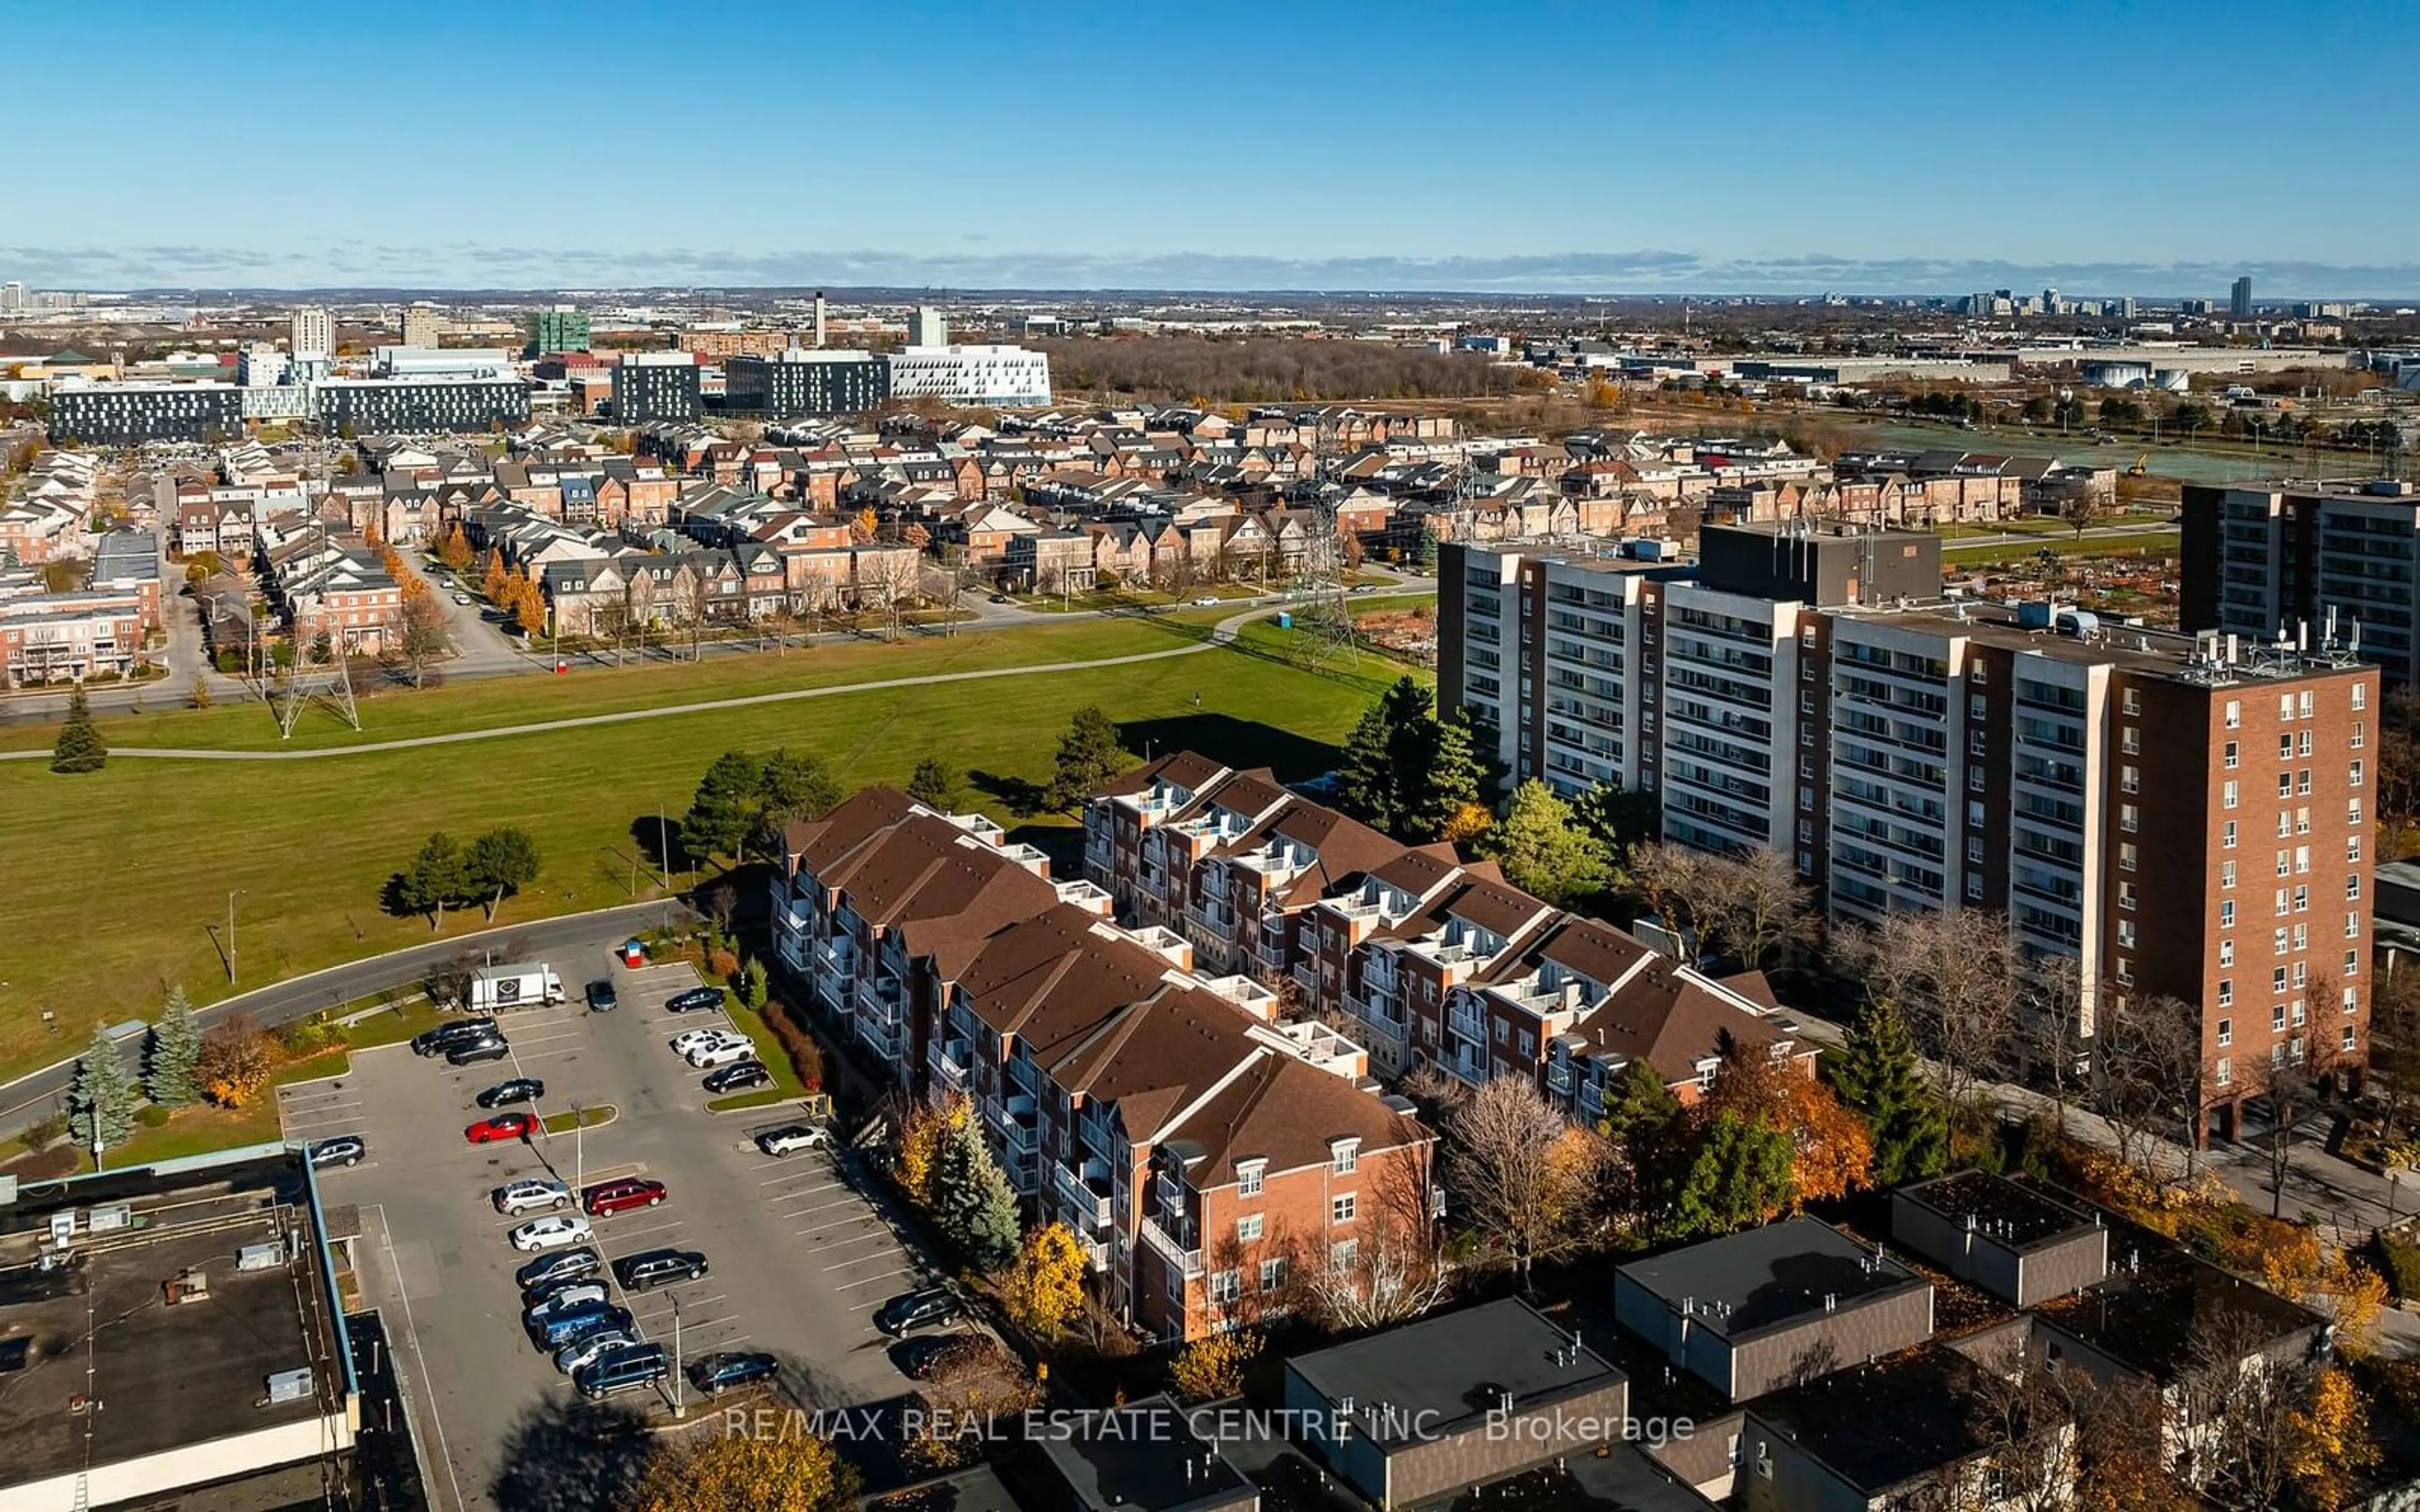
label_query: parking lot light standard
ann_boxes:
[572,1101,584,1195]
[671,1293,684,1419]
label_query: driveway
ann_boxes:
[398,551,529,679]
[297,958,956,1512]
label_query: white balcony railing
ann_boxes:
[1545,1063,1573,1096]
[1052,1161,1114,1230]
[1446,1002,1489,1043]
[1141,1217,1204,1278]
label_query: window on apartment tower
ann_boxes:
[2349,874,2363,901]
[2301,691,2315,718]
[1209,1270,1240,1305]
[2224,782,2240,810]
[2352,760,2366,788]
[2278,772,2295,799]
[1259,1257,1289,1292]
[2123,688,2141,715]
[1237,1163,1264,1198]
[2225,821,2239,849]
[2348,912,2363,940]
[2279,733,2295,760]
[2347,985,2360,1014]
[2354,683,2368,711]
[1331,1194,1357,1225]
[2225,699,2242,728]
[2220,900,2237,929]
[2216,1057,2232,1087]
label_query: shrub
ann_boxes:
[199,1015,274,1108]
[765,1000,826,1093]
[705,947,741,980]
[22,1111,67,1150]
[272,1016,343,1057]
[2378,1233,2420,1300]
[135,1105,171,1128]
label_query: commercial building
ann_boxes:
[612,352,703,423]
[372,346,513,378]
[1439,526,2379,1136]
[724,350,890,418]
[529,304,591,353]
[2180,478,2420,687]
[0,1148,362,1512]
[2232,275,2255,318]
[290,304,333,360]
[314,375,530,434]
[50,382,247,444]
[1035,1397,1256,1512]
[886,344,1053,408]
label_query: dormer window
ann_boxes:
[1330,1138,1360,1176]
[1236,1160,1267,1198]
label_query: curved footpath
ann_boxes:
[0,899,698,1140]
[0,604,1270,763]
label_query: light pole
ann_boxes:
[671,1293,685,1418]
[572,1100,585,1196]
[226,889,246,985]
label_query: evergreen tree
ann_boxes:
[932,1117,1020,1271]
[1336,677,1485,843]
[1572,780,1661,850]
[1478,779,1618,904]
[147,983,202,1108]
[747,749,842,861]
[1597,1054,1683,1228]
[1670,1111,1794,1239]
[390,832,468,929]
[1829,998,1949,1186]
[1044,706,1126,812]
[682,750,765,861]
[465,827,542,920]
[50,685,107,774]
[1335,700,1402,835]
[1404,706,1486,843]
[906,755,959,810]
[68,1024,138,1152]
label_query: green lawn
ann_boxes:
[1944,530,2180,567]
[0,617,1408,1082]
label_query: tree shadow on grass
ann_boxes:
[489,1394,655,1512]
[632,813,688,874]
[1115,714,1341,784]
[966,769,1049,819]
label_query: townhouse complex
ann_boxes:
[769,761,1812,1339]
[1441,522,2379,1137]
[2181,476,2420,688]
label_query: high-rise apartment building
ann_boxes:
[909,304,949,346]
[724,350,890,418]
[289,306,333,360]
[399,304,444,348]
[2180,479,2420,687]
[2232,276,2255,318]
[0,282,23,313]
[529,305,591,355]
[1439,526,2378,1137]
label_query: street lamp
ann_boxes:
[226,889,247,985]
[671,1293,685,1419]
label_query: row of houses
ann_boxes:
[0,527,162,688]
[769,786,1431,1343]
[253,520,403,655]
[0,449,100,566]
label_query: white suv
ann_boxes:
[670,1027,745,1058]
[494,1177,571,1216]
[687,1039,754,1069]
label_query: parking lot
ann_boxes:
[285,956,956,1512]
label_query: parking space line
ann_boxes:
[810,1230,894,1255]
[758,1167,833,1186]
[770,1181,848,1203]
[602,1218,684,1245]
[791,1206,883,1230]
[831,1263,914,1288]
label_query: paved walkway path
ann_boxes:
[0,605,1270,764]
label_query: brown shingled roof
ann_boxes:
[1569,965,1782,1087]
[1166,1051,1427,1186]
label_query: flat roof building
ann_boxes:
[1613,1215,1934,1402]
[1034,1395,1257,1512]
[0,1147,360,1511]
[1282,1297,1630,1509]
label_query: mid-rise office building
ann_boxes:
[2231,276,2255,318]
[725,350,890,417]
[2181,478,2420,687]
[290,304,333,360]
[313,376,530,433]
[885,344,1052,408]
[611,352,702,423]
[909,304,949,346]
[1439,526,2377,1136]
[529,304,591,353]
[50,382,247,444]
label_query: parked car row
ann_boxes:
[414,1016,512,1067]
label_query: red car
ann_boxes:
[583,1177,667,1216]
[466,1113,539,1145]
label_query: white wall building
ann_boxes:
[885,345,1052,408]
[290,306,333,361]
[909,305,949,347]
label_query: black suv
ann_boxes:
[664,986,725,1014]
[411,1017,500,1057]
[585,980,618,1013]
[702,1060,771,1094]
[688,1351,779,1395]
[875,1286,960,1336]
[446,1035,511,1066]
[611,1247,709,1292]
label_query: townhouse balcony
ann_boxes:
[1081,1237,1112,1274]
[853,972,906,1029]
[776,932,809,974]
[853,1014,904,1064]
[1189,896,1235,934]
[1446,1002,1489,1044]
[1545,1062,1573,1097]
[1578,1078,1605,1115]
[1079,1114,1119,1164]
[930,1038,973,1093]
[1141,1217,1204,1278]
[1001,1095,1041,1157]
[1444,1043,1489,1084]
[774,898,817,941]
[1052,1159,1116,1231]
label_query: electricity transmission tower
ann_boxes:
[1295,415,1359,667]
[272,522,361,739]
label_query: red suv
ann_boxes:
[583,1177,667,1217]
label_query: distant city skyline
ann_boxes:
[9,0,2418,297]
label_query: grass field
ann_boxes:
[1944,530,2181,568]
[0,612,1419,1083]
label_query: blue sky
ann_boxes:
[9,0,2419,294]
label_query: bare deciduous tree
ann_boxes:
[1854,908,2019,1110]
[1441,1075,1594,1288]
[1299,1147,1453,1331]
[2017,954,2090,1134]
[1700,846,1816,973]
[2094,992,2203,1188]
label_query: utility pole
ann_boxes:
[227,889,246,985]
